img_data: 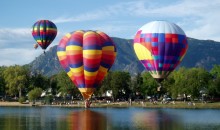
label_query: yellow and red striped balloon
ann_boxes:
[57,30,117,100]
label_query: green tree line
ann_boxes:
[0,65,220,102]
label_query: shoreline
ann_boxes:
[1,101,220,109]
[0,102,31,107]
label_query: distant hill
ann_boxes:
[28,37,220,77]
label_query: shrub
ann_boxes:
[28,88,42,101]
[19,96,26,103]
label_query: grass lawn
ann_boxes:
[90,101,220,109]
[1,101,220,109]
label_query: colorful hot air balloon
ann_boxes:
[133,21,188,84]
[57,30,117,108]
[32,20,57,53]
[33,43,38,49]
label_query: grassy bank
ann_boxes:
[90,101,220,109]
[130,101,220,109]
[1,101,220,109]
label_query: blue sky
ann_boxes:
[1,0,220,66]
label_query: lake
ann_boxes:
[0,106,219,130]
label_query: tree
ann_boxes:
[131,72,143,99]
[109,71,131,101]
[54,71,80,99]
[209,65,220,99]
[169,67,211,101]
[172,67,190,101]
[28,87,42,102]
[3,65,29,98]
[163,73,176,98]
[210,65,220,78]
[49,76,58,96]
[186,68,202,99]
[98,71,113,96]
[141,72,158,98]
[0,66,6,96]
[184,68,211,100]
[208,77,220,98]
[29,73,49,91]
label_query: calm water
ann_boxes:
[0,106,219,130]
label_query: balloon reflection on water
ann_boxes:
[133,110,183,130]
[68,110,109,130]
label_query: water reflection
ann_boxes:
[133,110,183,130]
[68,109,109,130]
[0,107,220,130]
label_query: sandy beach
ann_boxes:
[0,102,31,107]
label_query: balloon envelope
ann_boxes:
[57,30,117,100]
[33,43,38,49]
[133,21,188,82]
[32,20,57,50]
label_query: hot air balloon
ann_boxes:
[32,20,57,53]
[133,21,188,90]
[33,43,38,49]
[57,30,117,108]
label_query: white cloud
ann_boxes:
[1,0,220,66]
[129,0,220,41]
[0,28,33,49]
[90,22,138,38]
[0,27,63,47]
[124,0,220,41]
[52,1,141,23]
[0,48,41,66]
[0,28,31,40]
[0,28,36,66]
[0,27,61,66]
[53,8,112,24]
[52,0,220,41]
